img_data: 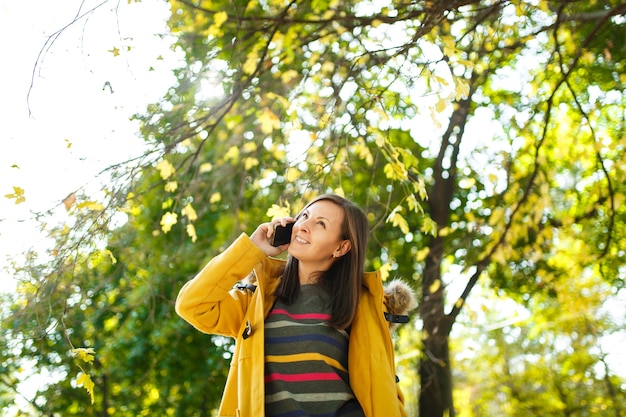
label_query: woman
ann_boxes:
[175,194,414,417]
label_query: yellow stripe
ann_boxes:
[265,353,347,373]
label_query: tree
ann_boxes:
[3,0,625,415]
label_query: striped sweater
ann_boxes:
[264,284,365,417]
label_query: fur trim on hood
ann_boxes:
[383,279,418,331]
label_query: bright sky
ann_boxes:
[0,0,180,293]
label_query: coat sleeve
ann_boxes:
[175,233,268,338]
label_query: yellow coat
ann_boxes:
[176,233,410,417]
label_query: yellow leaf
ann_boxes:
[164,181,178,192]
[258,107,281,134]
[488,207,505,226]
[429,279,441,294]
[281,70,299,83]
[242,141,257,153]
[387,206,410,234]
[199,162,213,173]
[5,186,26,204]
[266,202,291,220]
[244,157,259,170]
[186,224,197,242]
[379,262,392,282]
[420,217,438,236]
[455,79,470,100]
[242,52,258,75]
[108,46,120,56]
[156,160,175,180]
[383,161,407,180]
[162,197,173,209]
[321,61,335,74]
[285,167,300,182]
[207,11,228,37]
[72,348,96,364]
[160,212,178,233]
[415,247,430,262]
[105,249,117,264]
[76,372,95,404]
[77,201,105,211]
[213,11,227,27]
[435,97,448,113]
[209,192,221,203]
[181,203,197,221]
[224,146,240,162]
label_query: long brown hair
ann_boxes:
[274,194,369,329]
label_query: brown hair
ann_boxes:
[274,194,369,329]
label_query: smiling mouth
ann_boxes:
[294,236,309,244]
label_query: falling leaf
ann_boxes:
[108,46,120,56]
[5,186,25,204]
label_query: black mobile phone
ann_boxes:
[271,223,294,247]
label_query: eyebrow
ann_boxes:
[303,209,331,223]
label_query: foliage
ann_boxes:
[2,0,626,416]
[453,277,626,416]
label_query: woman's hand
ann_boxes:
[250,217,294,257]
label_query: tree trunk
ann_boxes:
[419,235,454,417]
[417,92,473,416]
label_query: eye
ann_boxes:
[317,220,326,228]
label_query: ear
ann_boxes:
[333,240,352,258]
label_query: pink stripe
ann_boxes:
[269,308,331,321]
[265,372,341,383]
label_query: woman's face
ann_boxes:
[287,200,350,269]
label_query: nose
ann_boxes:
[295,217,311,233]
